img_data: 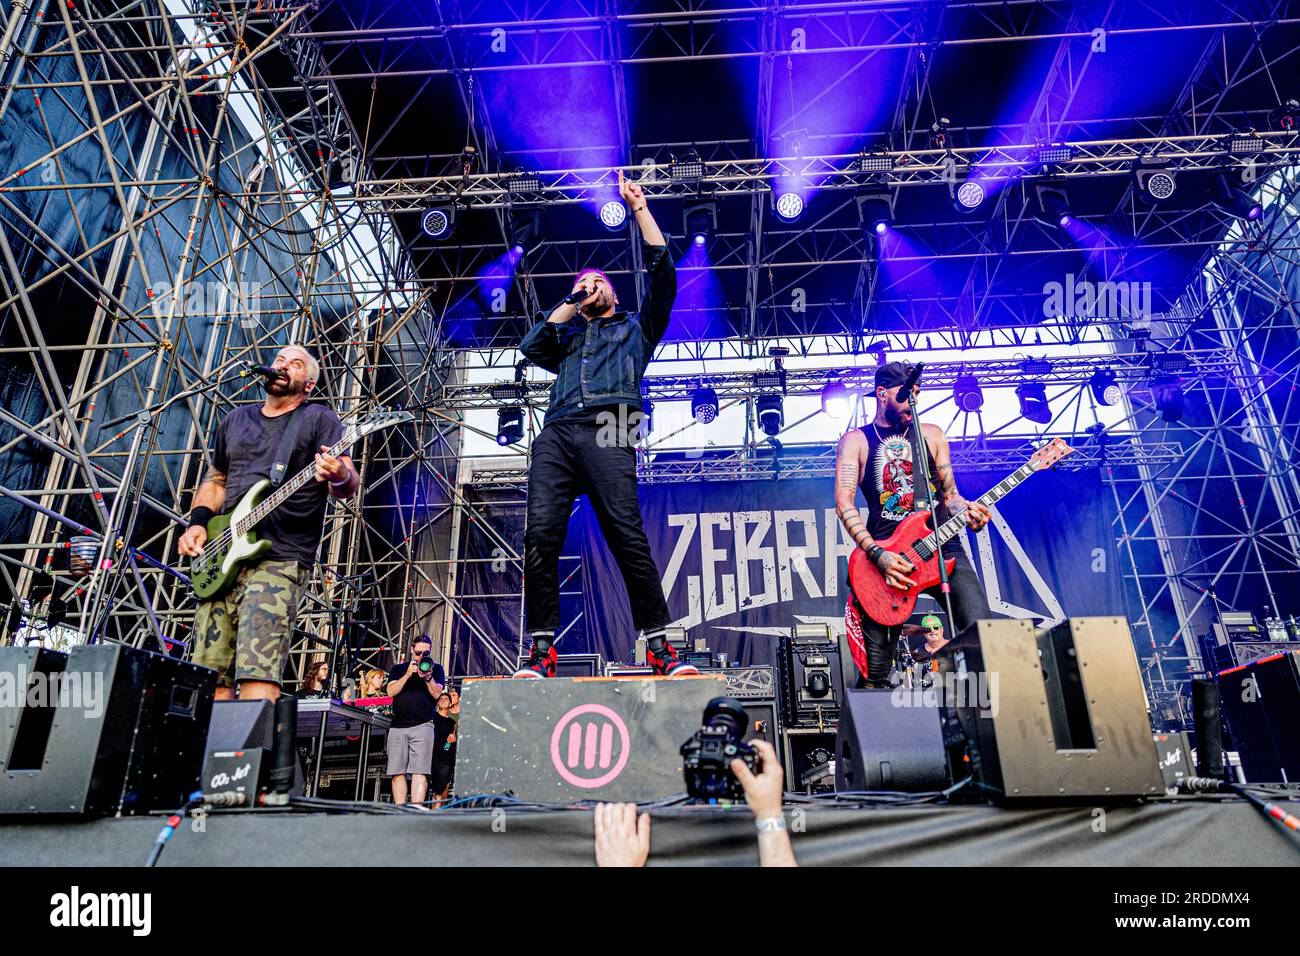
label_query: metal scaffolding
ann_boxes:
[0,0,1296,710]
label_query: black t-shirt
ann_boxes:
[212,403,344,567]
[431,713,457,765]
[858,422,960,556]
[387,662,439,729]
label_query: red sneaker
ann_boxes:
[512,643,557,678]
[646,639,699,677]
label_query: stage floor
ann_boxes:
[2,796,1295,866]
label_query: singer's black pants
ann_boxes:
[524,411,672,636]
[845,550,993,688]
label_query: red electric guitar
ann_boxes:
[848,438,1075,626]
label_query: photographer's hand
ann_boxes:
[730,739,797,867]
[593,802,650,867]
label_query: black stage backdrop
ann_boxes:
[452,468,1124,675]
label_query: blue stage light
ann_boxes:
[421,206,453,240]
[600,200,627,229]
[955,180,985,211]
[775,191,804,221]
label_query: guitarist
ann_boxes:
[178,345,359,702]
[834,362,992,688]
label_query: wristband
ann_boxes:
[866,544,884,565]
[328,468,353,489]
[188,506,215,530]
[755,816,786,833]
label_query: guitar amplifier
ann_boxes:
[779,625,850,728]
[1216,650,1300,783]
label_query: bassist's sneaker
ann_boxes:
[512,642,556,679]
[646,637,699,677]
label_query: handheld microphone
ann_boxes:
[896,362,924,405]
[563,287,590,306]
[245,363,287,381]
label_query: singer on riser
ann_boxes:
[834,362,994,687]
[178,345,360,702]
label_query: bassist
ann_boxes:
[177,345,359,702]
[834,362,991,688]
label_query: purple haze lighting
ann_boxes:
[693,233,706,246]
[874,220,889,236]
[512,244,525,256]
[1058,214,1073,227]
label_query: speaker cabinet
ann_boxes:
[0,643,216,815]
[935,617,1163,802]
[834,689,948,792]
[1216,650,1300,783]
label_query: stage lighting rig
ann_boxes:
[420,204,456,240]
[692,385,719,424]
[1033,182,1072,228]
[1016,382,1052,425]
[866,340,889,366]
[756,393,784,437]
[600,200,628,230]
[855,148,895,173]
[1225,132,1266,156]
[1151,376,1185,423]
[1270,99,1298,131]
[856,190,893,237]
[496,406,524,446]
[506,168,543,195]
[1089,369,1122,406]
[684,199,718,247]
[774,189,804,221]
[929,117,952,150]
[1034,143,1075,167]
[1133,156,1176,203]
[508,206,543,257]
[671,148,706,183]
[1206,172,1262,221]
[953,374,984,412]
[821,380,850,419]
[950,167,986,214]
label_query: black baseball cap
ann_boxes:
[874,361,915,389]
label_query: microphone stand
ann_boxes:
[904,390,959,638]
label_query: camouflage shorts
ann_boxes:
[192,559,306,687]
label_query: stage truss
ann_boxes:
[0,0,1296,715]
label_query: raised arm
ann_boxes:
[620,171,675,348]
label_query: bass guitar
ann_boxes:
[190,410,412,600]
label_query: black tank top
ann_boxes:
[858,422,950,546]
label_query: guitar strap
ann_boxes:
[268,403,310,488]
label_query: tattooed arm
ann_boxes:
[834,430,873,552]
[926,425,990,532]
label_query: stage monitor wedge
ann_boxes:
[936,617,1163,802]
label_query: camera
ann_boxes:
[417,652,435,676]
[680,696,761,801]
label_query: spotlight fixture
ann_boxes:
[929,117,952,150]
[496,406,524,446]
[756,393,784,437]
[600,200,628,230]
[753,368,786,392]
[489,381,527,402]
[1149,350,1191,375]
[774,190,804,221]
[1034,144,1075,166]
[953,374,984,412]
[856,191,893,237]
[1206,172,1262,221]
[508,206,543,257]
[1226,132,1265,156]
[1133,156,1176,203]
[820,380,850,419]
[1151,376,1185,423]
[691,386,719,424]
[506,170,543,195]
[420,204,455,239]
[855,148,895,173]
[1016,382,1052,425]
[684,199,718,247]
[671,148,706,182]
[1089,369,1122,406]
[952,176,986,214]
[1020,356,1054,377]
[866,340,888,365]
[1034,182,1072,228]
